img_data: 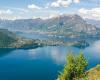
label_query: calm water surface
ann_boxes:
[0,45,100,80]
[0,33,100,80]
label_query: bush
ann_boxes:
[57,52,88,80]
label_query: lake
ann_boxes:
[0,33,100,80]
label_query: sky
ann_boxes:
[0,0,100,20]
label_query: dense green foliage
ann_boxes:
[0,31,16,47]
[0,29,40,48]
[57,52,88,80]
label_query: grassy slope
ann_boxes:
[86,65,100,80]
[78,65,100,80]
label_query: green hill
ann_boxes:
[0,29,16,47]
[0,29,39,49]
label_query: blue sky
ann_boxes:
[0,0,100,20]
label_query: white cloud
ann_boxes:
[0,9,29,20]
[78,8,100,20]
[48,0,80,8]
[51,0,72,8]
[51,2,60,7]
[73,0,80,3]
[9,7,29,13]
[28,4,41,10]
[59,0,73,7]
[0,9,13,15]
[0,9,14,20]
[0,14,26,20]
[32,12,60,20]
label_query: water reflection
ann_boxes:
[0,40,100,80]
[50,47,66,64]
[0,40,100,65]
[28,46,66,64]
[27,40,100,66]
[85,40,100,58]
[28,46,80,64]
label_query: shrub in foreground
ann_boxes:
[57,52,88,80]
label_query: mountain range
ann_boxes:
[86,19,100,28]
[0,14,100,38]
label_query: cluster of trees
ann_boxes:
[57,52,88,80]
[0,32,16,47]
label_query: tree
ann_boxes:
[57,52,88,80]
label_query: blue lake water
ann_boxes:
[0,44,100,80]
[0,33,100,80]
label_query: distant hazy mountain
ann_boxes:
[0,14,100,38]
[86,19,100,28]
